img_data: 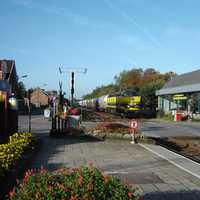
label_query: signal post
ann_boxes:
[129,119,139,144]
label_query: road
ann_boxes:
[140,120,200,138]
[18,115,51,134]
[82,118,200,138]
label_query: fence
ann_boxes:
[0,101,6,142]
[51,115,69,133]
[51,115,81,134]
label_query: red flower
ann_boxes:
[136,196,142,200]
[77,176,83,186]
[40,166,47,174]
[47,185,53,192]
[23,169,34,184]
[9,188,16,199]
[35,192,41,199]
[87,182,93,191]
[103,173,109,184]
[70,194,78,200]
[128,192,132,198]
[87,160,94,168]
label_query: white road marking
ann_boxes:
[145,122,157,124]
[139,143,200,180]
[104,171,129,175]
[141,132,161,138]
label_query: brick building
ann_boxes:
[31,88,49,108]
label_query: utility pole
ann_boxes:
[28,89,31,133]
[59,67,87,106]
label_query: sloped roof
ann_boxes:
[164,69,200,88]
[156,69,200,95]
[32,88,49,97]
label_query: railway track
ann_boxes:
[154,137,200,164]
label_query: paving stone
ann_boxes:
[140,184,159,193]
[154,183,172,192]
[30,133,200,199]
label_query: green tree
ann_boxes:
[83,84,118,99]
[16,81,26,99]
[140,80,165,111]
[114,68,143,90]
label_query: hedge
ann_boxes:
[0,132,36,178]
[8,165,139,200]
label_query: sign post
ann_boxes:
[129,119,138,144]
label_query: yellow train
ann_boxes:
[79,89,142,117]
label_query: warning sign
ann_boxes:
[130,120,138,130]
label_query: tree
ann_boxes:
[16,81,26,99]
[114,68,143,90]
[140,79,165,111]
[83,84,119,99]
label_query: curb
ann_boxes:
[84,132,156,144]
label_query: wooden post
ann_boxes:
[58,117,60,132]
[61,119,64,131]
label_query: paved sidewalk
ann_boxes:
[140,143,200,179]
[31,134,200,200]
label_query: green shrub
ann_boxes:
[163,113,174,121]
[156,110,164,118]
[8,166,139,200]
[0,133,36,178]
[157,110,174,121]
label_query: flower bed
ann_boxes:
[86,122,155,145]
[88,122,130,134]
[0,132,37,178]
[8,165,139,200]
[86,122,132,140]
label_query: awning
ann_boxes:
[156,83,200,96]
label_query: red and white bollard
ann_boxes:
[129,119,138,144]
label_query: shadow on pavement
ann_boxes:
[30,134,103,171]
[142,190,200,200]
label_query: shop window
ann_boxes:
[175,100,187,110]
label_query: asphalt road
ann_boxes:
[140,120,200,138]
[18,114,200,138]
[18,115,51,134]
[82,118,200,138]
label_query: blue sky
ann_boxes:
[1,0,200,98]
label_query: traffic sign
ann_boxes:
[130,119,138,129]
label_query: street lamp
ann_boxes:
[18,74,28,81]
[20,75,28,79]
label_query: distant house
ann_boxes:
[156,69,200,119]
[31,88,49,107]
[0,60,18,140]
